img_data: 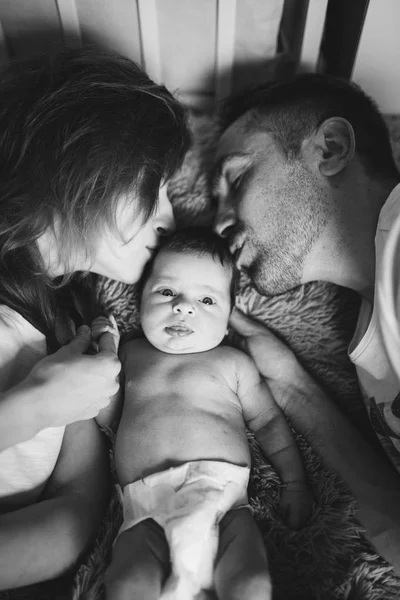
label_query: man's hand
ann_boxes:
[230,307,301,384]
[279,480,313,530]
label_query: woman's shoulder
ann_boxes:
[0,305,45,346]
[0,305,47,390]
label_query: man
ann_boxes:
[212,73,400,572]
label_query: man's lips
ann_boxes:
[230,242,245,267]
[165,323,194,337]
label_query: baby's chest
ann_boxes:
[127,355,235,396]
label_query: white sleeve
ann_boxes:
[0,308,46,393]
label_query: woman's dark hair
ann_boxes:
[140,226,237,306]
[220,73,398,180]
[0,48,190,348]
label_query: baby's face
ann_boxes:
[140,250,232,353]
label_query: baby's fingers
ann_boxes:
[91,314,120,354]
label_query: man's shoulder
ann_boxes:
[378,183,400,231]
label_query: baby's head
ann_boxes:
[140,227,236,354]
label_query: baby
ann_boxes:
[92,227,312,600]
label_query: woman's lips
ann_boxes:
[165,323,194,337]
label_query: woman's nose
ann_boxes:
[155,183,175,237]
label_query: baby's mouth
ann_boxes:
[165,323,194,337]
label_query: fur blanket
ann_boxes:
[3,115,400,600]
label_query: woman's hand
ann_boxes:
[26,322,121,428]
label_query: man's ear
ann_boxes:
[303,117,355,177]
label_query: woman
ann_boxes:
[0,48,190,589]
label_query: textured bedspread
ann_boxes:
[3,115,400,600]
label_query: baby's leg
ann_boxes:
[214,508,272,600]
[104,519,170,600]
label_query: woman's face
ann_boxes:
[37,184,175,283]
[90,184,175,284]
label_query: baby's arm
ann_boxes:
[236,350,313,529]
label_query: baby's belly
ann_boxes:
[115,409,251,487]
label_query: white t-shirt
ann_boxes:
[349,184,400,473]
[0,305,65,508]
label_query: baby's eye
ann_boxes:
[200,297,214,305]
[160,288,175,297]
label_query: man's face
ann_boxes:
[213,112,329,295]
[140,250,232,354]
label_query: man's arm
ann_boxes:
[230,308,400,573]
[236,351,312,529]
[0,418,110,590]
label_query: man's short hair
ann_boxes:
[140,227,237,306]
[220,73,398,180]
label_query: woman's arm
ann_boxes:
[0,325,120,451]
[0,418,110,590]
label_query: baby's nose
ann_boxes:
[173,299,194,315]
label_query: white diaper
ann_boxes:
[116,460,251,599]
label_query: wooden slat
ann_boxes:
[137,0,162,82]
[0,19,9,71]
[352,0,400,113]
[55,0,82,48]
[0,0,63,58]
[215,0,237,101]
[75,0,142,64]
[299,0,328,72]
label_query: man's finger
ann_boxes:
[229,307,269,337]
[67,325,92,354]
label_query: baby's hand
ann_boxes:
[279,480,313,530]
[91,314,120,355]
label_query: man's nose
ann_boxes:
[173,297,194,315]
[155,183,175,237]
[214,202,237,239]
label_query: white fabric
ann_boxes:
[349,184,400,472]
[117,460,250,600]
[0,305,65,507]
